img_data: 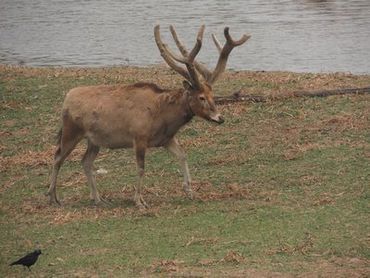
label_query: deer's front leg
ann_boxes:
[165,138,193,199]
[134,139,149,209]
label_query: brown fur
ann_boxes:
[47,82,222,208]
[129,82,168,93]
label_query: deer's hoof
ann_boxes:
[93,197,112,207]
[135,197,149,210]
[183,183,194,200]
[48,196,61,206]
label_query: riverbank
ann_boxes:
[1,65,369,276]
[1,64,370,97]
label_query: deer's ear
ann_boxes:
[182,80,194,92]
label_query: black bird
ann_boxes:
[10,249,42,270]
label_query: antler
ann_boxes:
[154,25,204,89]
[169,25,213,82]
[208,27,250,84]
[170,26,250,85]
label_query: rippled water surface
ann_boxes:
[1,0,369,73]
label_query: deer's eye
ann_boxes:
[199,96,206,102]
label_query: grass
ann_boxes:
[0,65,369,276]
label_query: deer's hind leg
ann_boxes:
[81,140,103,205]
[47,114,84,205]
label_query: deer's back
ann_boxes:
[62,85,162,148]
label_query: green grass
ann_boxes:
[0,66,369,276]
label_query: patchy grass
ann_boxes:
[0,65,369,277]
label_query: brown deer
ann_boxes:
[47,25,250,208]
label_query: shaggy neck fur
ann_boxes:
[148,88,194,147]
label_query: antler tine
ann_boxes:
[182,25,203,88]
[170,25,213,82]
[208,27,251,85]
[159,42,203,89]
[166,25,204,88]
[187,25,204,62]
[224,27,250,46]
[211,33,222,53]
[162,43,188,64]
[169,25,204,60]
[154,25,204,88]
[154,25,190,81]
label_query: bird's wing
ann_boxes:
[10,252,34,265]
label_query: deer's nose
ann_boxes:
[217,115,225,124]
[210,113,224,124]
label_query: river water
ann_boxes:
[1,0,369,73]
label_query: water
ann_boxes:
[1,0,369,73]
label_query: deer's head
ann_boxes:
[154,25,250,124]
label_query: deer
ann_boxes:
[47,25,250,208]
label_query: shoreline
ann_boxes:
[1,64,369,98]
[2,63,370,75]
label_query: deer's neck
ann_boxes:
[150,89,194,147]
[178,89,195,123]
[159,88,194,123]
